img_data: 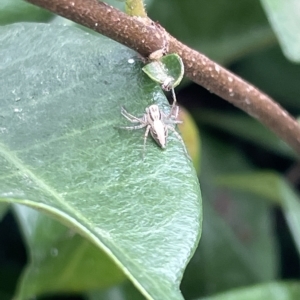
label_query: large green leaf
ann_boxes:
[148,0,275,64]
[0,24,202,299]
[260,0,300,62]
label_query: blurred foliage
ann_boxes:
[260,0,300,62]
[0,0,300,300]
[147,0,276,64]
[0,0,53,24]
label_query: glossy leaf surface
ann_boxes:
[0,23,202,300]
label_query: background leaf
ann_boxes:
[88,281,145,300]
[180,134,278,299]
[196,109,295,159]
[148,0,276,63]
[0,23,202,300]
[231,47,300,110]
[0,0,53,25]
[218,171,300,256]
[0,203,8,221]
[200,281,300,300]
[14,205,126,297]
[260,0,300,62]
[178,108,201,173]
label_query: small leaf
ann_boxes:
[142,54,184,90]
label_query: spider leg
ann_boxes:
[121,106,144,123]
[116,123,147,130]
[165,90,180,119]
[121,112,140,123]
[165,119,183,125]
[143,125,151,160]
[171,103,179,119]
[163,107,182,125]
[171,87,177,105]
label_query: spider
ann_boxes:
[116,100,188,158]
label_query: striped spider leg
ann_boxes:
[160,104,189,157]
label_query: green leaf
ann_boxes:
[217,172,282,205]
[0,24,202,299]
[217,171,300,256]
[148,0,275,64]
[260,0,300,62]
[142,54,184,90]
[181,133,277,299]
[232,46,300,110]
[87,281,144,300]
[14,205,126,297]
[0,0,53,25]
[200,281,300,300]
[196,109,295,158]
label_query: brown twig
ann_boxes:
[26,0,300,156]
